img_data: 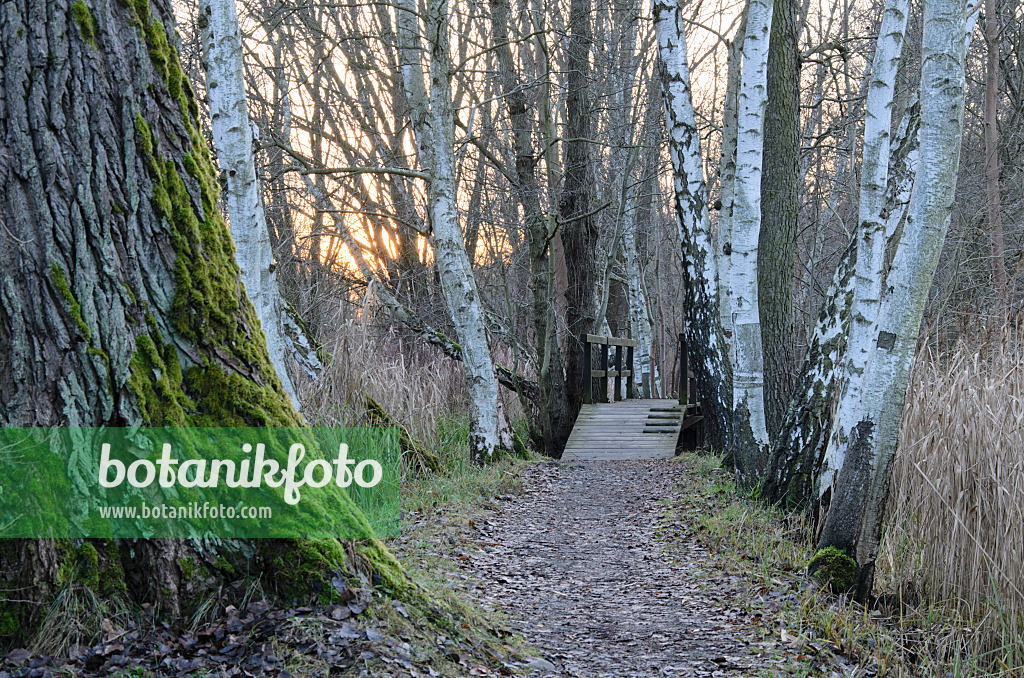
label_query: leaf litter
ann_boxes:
[442,459,799,677]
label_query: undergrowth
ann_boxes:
[666,452,1024,677]
[879,319,1024,669]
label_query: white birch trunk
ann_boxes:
[397,0,506,461]
[817,0,980,502]
[200,0,310,409]
[717,15,746,359]
[622,210,654,398]
[654,0,734,452]
[819,0,911,497]
[728,0,773,479]
[816,0,968,599]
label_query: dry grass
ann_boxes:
[301,318,470,445]
[879,319,1024,670]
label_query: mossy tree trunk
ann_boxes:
[0,0,387,643]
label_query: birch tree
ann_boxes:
[622,203,656,398]
[761,4,980,510]
[654,0,733,452]
[396,0,509,461]
[200,0,321,410]
[817,0,911,503]
[814,0,969,599]
[730,0,774,484]
[717,9,747,369]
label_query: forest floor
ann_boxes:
[1,454,880,678]
[394,454,855,678]
[451,458,774,676]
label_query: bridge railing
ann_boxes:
[678,332,696,410]
[582,334,637,404]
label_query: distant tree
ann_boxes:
[560,0,602,415]
[654,0,734,453]
[490,0,573,455]
[396,0,513,461]
[759,0,802,440]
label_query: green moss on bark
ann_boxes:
[71,1,99,46]
[97,541,128,598]
[358,540,413,597]
[128,329,193,426]
[265,538,348,603]
[0,606,17,638]
[50,264,91,340]
[56,541,101,591]
[128,27,299,428]
[184,364,299,427]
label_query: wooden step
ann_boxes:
[562,399,684,462]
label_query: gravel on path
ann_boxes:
[460,460,772,677]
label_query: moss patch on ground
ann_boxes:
[807,546,856,591]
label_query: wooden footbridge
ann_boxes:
[562,334,703,462]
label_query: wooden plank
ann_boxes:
[585,334,609,344]
[583,340,592,404]
[561,397,684,462]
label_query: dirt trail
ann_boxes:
[462,460,770,677]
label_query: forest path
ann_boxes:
[461,460,773,677]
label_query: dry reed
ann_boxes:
[299,313,526,450]
[880,319,1024,668]
[301,318,469,445]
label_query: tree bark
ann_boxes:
[623,202,655,399]
[654,0,734,453]
[559,0,600,416]
[730,0,774,486]
[760,5,980,510]
[717,8,747,392]
[817,0,968,600]
[758,0,801,441]
[760,99,918,509]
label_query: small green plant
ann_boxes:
[807,546,856,590]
